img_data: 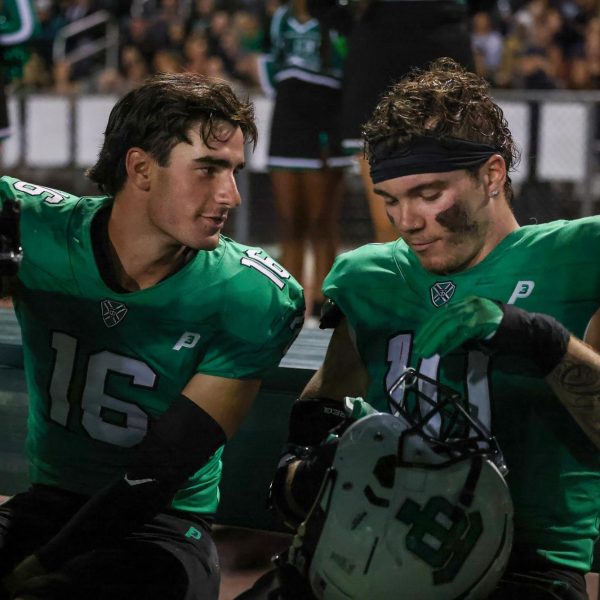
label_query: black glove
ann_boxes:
[270,436,338,531]
[414,296,570,376]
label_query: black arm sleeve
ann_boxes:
[35,395,226,571]
[482,303,570,376]
[318,298,344,330]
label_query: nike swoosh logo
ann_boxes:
[124,474,156,487]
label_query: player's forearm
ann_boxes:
[546,337,600,450]
[300,320,368,401]
[2,555,47,597]
[35,395,226,571]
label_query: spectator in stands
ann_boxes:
[0,72,304,600]
[120,44,151,87]
[0,0,38,142]
[152,47,185,73]
[190,0,216,33]
[92,64,129,93]
[472,10,505,84]
[218,27,245,79]
[493,0,567,89]
[184,31,226,79]
[52,57,84,92]
[511,0,549,34]
[166,18,187,54]
[205,10,240,79]
[515,9,566,88]
[122,14,156,65]
[90,43,151,93]
[232,10,264,52]
[569,16,600,88]
[517,46,561,88]
[495,19,530,87]
[145,0,184,55]
[18,50,53,90]
[191,0,218,35]
[556,0,599,58]
[184,31,212,74]
[30,0,67,72]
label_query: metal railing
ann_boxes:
[52,10,120,73]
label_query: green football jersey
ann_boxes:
[323,218,600,572]
[258,5,347,95]
[1,176,305,514]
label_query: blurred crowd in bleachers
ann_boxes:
[471,0,600,89]
[9,0,600,95]
[15,0,277,94]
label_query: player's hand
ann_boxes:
[414,296,570,376]
[1,555,47,598]
[2,555,68,600]
[11,573,69,600]
[414,296,503,358]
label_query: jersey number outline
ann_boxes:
[386,333,488,580]
[385,332,492,432]
[13,180,66,204]
[49,332,155,447]
[240,249,291,289]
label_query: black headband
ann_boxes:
[369,136,499,184]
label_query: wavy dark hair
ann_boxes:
[87,73,257,196]
[363,57,520,202]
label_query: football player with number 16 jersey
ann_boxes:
[0,74,304,600]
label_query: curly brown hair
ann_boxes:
[363,57,520,201]
[87,73,257,196]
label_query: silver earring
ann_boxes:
[490,190,499,198]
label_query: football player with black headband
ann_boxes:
[241,58,600,600]
[0,74,304,600]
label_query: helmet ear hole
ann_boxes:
[294,372,513,600]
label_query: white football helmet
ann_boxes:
[291,369,513,600]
